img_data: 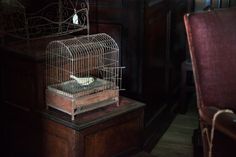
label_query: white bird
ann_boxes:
[70,75,94,86]
[72,9,79,25]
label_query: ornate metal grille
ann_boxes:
[0,0,89,41]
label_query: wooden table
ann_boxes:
[3,97,145,157]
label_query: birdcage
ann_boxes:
[45,33,124,120]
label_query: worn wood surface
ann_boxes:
[151,97,198,157]
[42,97,145,157]
[2,97,145,157]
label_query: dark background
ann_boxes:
[0,0,198,155]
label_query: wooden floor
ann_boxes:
[150,96,198,157]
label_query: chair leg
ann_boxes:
[193,128,204,157]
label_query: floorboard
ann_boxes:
[151,95,198,157]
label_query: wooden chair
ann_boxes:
[184,7,236,157]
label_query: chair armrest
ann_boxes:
[199,106,236,140]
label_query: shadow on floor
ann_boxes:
[150,94,199,157]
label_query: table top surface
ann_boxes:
[39,97,145,131]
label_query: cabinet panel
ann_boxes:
[42,119,78,157]
[144,3,168,92]
[84,118,141,157]
[43,134,69,157]
[142,2,170,122]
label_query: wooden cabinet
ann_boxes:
[3,97,145,157]
[89,0,175,115]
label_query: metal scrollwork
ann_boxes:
[0,0,90,41]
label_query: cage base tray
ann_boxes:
[46,89,119,120]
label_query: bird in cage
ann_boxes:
[70,75,95,86]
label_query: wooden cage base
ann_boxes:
[46,89,119,120]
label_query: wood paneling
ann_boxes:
[89,1,179,130]
[84,118,141,157]
[42,119,78,157]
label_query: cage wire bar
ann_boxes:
[45,33,124,120]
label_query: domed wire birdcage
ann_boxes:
[45,33,124,120]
